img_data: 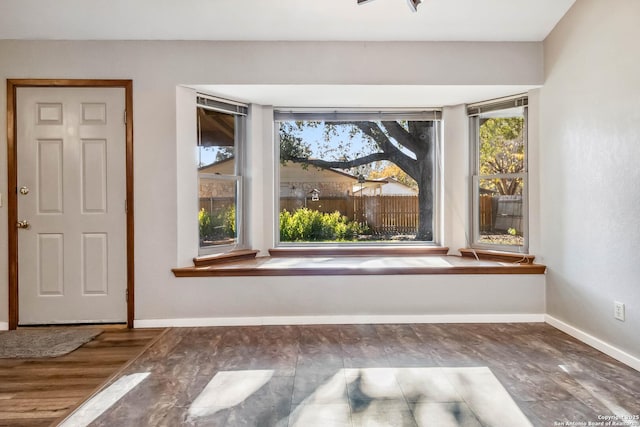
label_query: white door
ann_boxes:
[17,87,127,325]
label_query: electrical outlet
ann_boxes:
[614,301,625,321]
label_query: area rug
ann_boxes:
[0,328,102,358]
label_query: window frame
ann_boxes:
[196,94,247,256]
[468,95,529,253]
[273,108,443,248]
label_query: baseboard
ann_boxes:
[134,313,545,328]
[545,315,640,372]
[0,322,7,331]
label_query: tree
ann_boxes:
[280,120,435,240]
[368,162,418,189]
[479,117,525,195]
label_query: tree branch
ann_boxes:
[284,152,391,170]
[380,121,422,154]
[344,121,404,156]
[344,121,419,177]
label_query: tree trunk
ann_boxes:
[415,169,433,241]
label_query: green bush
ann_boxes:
[199,205,236,242]
[280,208,367,242]
[224,205,236,235]
[199,208,214,241]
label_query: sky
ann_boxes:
[199,119,423,175]
[278,120,415,177]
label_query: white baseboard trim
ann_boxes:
[545,315,640,372]
[0,322,8,331]
[134,313,545,329]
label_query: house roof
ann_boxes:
[200,157,384,184]
[281,162,386,184]
[353,176,417,195]
[198,157,234,172]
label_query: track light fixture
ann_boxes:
[357,0,422,13]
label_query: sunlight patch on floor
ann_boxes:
[79,367,535,426]
[187,369,274,418]
[59,372,150,427]
[287,367,531,427]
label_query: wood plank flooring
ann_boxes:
[0,327,165,427]
[60,324,640,427]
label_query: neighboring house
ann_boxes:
[279,161,383,199]
[353,177,417,196]
[200,157,383,200]
[279,162,357,199]
[198,157,235,198]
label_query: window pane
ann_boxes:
[477,178,524,248]
[479,107,525,176]
[198,177,237,247]
[472,101,527,252]
[196,102,244,255]
[278,118,436,243]
[197,107,235,168]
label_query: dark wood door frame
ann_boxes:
[6,79,135,329]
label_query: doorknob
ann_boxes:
[16,220,30,229]
[19,186,29,195]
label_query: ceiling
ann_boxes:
[190,85,538,108]
[1,0,574,107]
[1,0,575,42]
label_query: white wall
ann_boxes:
[540,0,640,357]
[132,274,544,326]
[175,86,199,264]
[0,40,544,325]
[441,105,469,253]
[527,89,542,256]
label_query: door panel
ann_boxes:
[17,87,127,325]
[37,139,64,213]
[81,139,108,212]
[37,234,64,296]
[82,233,108,295]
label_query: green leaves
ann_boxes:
[479,117,525,195]
[199,206,236,242]
[279,208,368,242]
[279,122,311,164]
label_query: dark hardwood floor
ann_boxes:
[0,326,165,427]
[57,323,640,427]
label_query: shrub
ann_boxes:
[280,208,367,242]
[199,208,214,241]
[224,205,236,235]
[199,205,236,242]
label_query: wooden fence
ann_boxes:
[479,195,494,232]
[199,197,235,217]
[280,195,419,235]
[479,194,523,232]
[201,194,523,235]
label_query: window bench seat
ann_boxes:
[172,250,546,277]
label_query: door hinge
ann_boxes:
[126,289,129,302]
[125,199,128,213]
[123,110,127,125]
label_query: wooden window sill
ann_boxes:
[172,253,546,277]
[269,246,449,257]
[459,248,536,264]
[193,249,259,268]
